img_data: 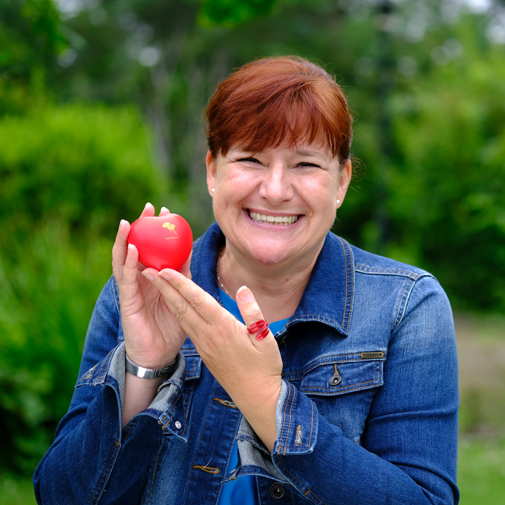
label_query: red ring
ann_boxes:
[247,319,269,340]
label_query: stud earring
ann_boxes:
[336,199,341,205]
[211,188,215,195]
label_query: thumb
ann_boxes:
[236,286,272,342]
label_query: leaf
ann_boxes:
[198,0,277,27]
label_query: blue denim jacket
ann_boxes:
[34,222,459,505]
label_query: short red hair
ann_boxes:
[205,56,353,165]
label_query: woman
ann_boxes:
[34,56,459,504]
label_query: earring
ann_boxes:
[336,199,341,205]
[211,188,215,195]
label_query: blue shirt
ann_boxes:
[218,287,289,505]
[35,222,460,505]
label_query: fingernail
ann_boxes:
[141,270,154,281]
[144,202,153,209]
[119,219,128,229]
[159,270,171,281]
[237,286,253,303]
[161,206,169,213]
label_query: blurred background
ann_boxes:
[1,0,504,503]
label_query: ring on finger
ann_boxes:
[247,319,269,341]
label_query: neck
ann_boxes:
[217,242,323,323]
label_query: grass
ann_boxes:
[0,474,37,505]
[458,437,505,504]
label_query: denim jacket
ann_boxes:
[34,222,459,505]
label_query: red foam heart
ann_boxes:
[127,214,193,271]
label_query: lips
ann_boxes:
[247,210,301,225]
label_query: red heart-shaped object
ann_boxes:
[127,214,193,271]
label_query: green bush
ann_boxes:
[0,103,164,242]
[0,222,111,473]
[0,103,165,475]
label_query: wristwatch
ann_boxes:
[125,353,178,379]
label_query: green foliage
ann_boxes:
[21,0,68,56]
[386,22,505,311]
[458,437,505,504]
[198,0,277,27]
[0,223,111,473]
[0,474,37,505]
[0,103,164,241]
[0,0,67,114]
[0,102,164,474]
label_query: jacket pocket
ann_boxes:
[297,351,386,443]
[300,351,385,397]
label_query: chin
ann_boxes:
[248,247,292,267]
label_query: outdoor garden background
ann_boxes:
[1,0,505,503]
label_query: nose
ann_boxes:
[258,163,294,204]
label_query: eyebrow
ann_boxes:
[295,149,321,156]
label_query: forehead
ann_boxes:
[229,136,336,160]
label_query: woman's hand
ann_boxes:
[112,203,190,369]
[144,267,283,450]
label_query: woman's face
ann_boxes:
[206,140,351,269]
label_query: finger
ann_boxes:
[139,202,155,218]
[123,244,140,287]
[112,219,130,283]
[236,286,273,342]
[158,269,223,321]
[179,250,193,279]
[146,270,206,335]
[119,243,143,308]
[159,206,170,216]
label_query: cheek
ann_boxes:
[221,171,260,199]
[301,179,339,212]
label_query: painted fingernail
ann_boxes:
[237,286,253,303]
[141,270,154,281]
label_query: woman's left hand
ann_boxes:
[144,268,283,451]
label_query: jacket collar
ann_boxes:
[191,222,353,338]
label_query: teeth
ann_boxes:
[249,211,299,225]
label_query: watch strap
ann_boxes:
[125,353,178,379]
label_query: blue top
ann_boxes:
[217,287,289,504]
[35,222,459,505]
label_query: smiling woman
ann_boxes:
[34,56,459,505]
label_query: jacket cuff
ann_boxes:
[77,342,188,440]
[273,380,318,456]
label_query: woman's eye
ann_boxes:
[237,157,260,164]
[298,162,320,168]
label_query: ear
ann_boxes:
[206,151,216,197]
[336,159,352,208]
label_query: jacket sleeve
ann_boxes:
[270,276,459,505]
[33,277,185,505]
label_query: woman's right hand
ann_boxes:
[112,203,190,369]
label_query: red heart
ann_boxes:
[127,214,193,271]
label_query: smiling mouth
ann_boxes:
[247,210,301,225]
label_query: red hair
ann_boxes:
[205,56,353,165]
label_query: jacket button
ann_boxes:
[270,482,285,499]
[329,374,341,386]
